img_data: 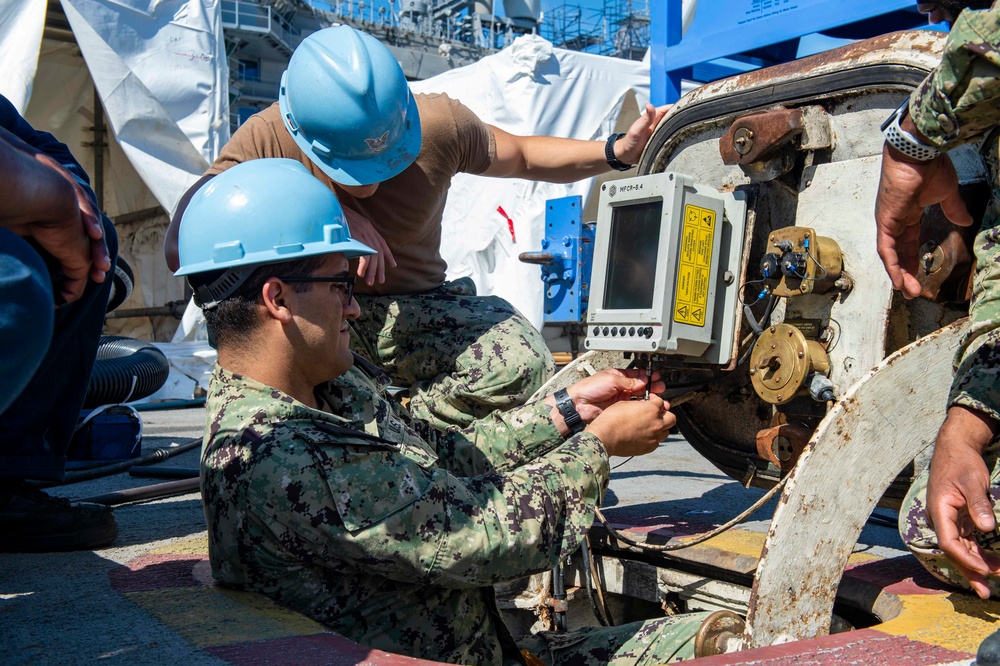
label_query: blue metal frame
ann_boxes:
[650,0,931,105]
[521,196,594,324]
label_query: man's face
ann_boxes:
[917,0,990,24]
[290,253,359,383]
[917,2,956,23]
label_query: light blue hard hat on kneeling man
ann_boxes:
[174,158,375,309]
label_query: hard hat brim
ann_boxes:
[175,236,376,278]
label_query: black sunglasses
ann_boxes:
[281,276,356,303]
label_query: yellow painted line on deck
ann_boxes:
[876,593,1000,653]
[148,535,209,556]
[694,529,765,559]
[125,586,328,647]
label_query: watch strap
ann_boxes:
[554,388,585,435]
[881,99,941,162]
[605,133,634,171]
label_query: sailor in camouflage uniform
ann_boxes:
[875,1,1000,598]
[176,158,728,664]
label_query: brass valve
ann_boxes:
[765,227,843,297]
[748,324,830,405]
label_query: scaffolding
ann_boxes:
[540,0,649,60]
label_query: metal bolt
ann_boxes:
[769,326,776,334]
[733,127,755,156]
[723,271,735,285]
[797,351,804,358]
[777,394,783,402]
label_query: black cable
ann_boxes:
[580,536,611,626]
[33,438,202,488]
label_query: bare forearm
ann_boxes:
[484,132,617,182]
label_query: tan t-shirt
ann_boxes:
[206,93,496,295]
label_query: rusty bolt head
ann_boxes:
[733,127,755,156]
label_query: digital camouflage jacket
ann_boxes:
[200,359,609,665]
[910,3,1000,420]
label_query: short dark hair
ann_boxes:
[189,255,330,349]
[928,0,994,16]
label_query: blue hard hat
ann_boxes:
[175,159,374,307]
[279,26,422,187]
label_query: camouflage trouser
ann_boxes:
[514,612,711,666]
[352,277,556,431]
[899,443,1000,597]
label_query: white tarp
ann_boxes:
[1,0,228,214]
[411,34,650,329]
[0,1,45,110]
[59,0,230,215]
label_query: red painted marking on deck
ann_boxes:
[206,634,438,665]
[844,555,952,596]
[109,553,206,592]
[690,629,971,665]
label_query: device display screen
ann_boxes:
[603,200,662,310]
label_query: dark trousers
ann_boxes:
[0,217,118,481]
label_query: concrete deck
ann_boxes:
[1,405,995,665]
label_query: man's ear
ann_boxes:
[261,278,294,323]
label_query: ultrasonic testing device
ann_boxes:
[585,172,747,366]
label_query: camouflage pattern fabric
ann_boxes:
[900,443,1000,597]
[901,3,1000,589]
[517,614,710,666]
[351,276,556,431]
[201,361,704,665]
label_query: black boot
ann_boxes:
[0,481,117,552]
[978,628,1000,666]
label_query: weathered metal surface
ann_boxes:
[744,319,969,648]
[720,107,806,165]
[755,422,812,472]
[914,181,990,302]
[689,629,972,665]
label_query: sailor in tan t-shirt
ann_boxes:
[165,25,668,431]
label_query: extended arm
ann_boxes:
[483,103,669,182]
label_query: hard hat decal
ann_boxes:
[365,131,390,154]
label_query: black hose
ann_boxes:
[551,564,567,631]
[34,438,202,488]
[84,336,170,408]
[129,466,199,480]
[73,478,200,506]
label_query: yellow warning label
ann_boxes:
[673,204,716,327]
